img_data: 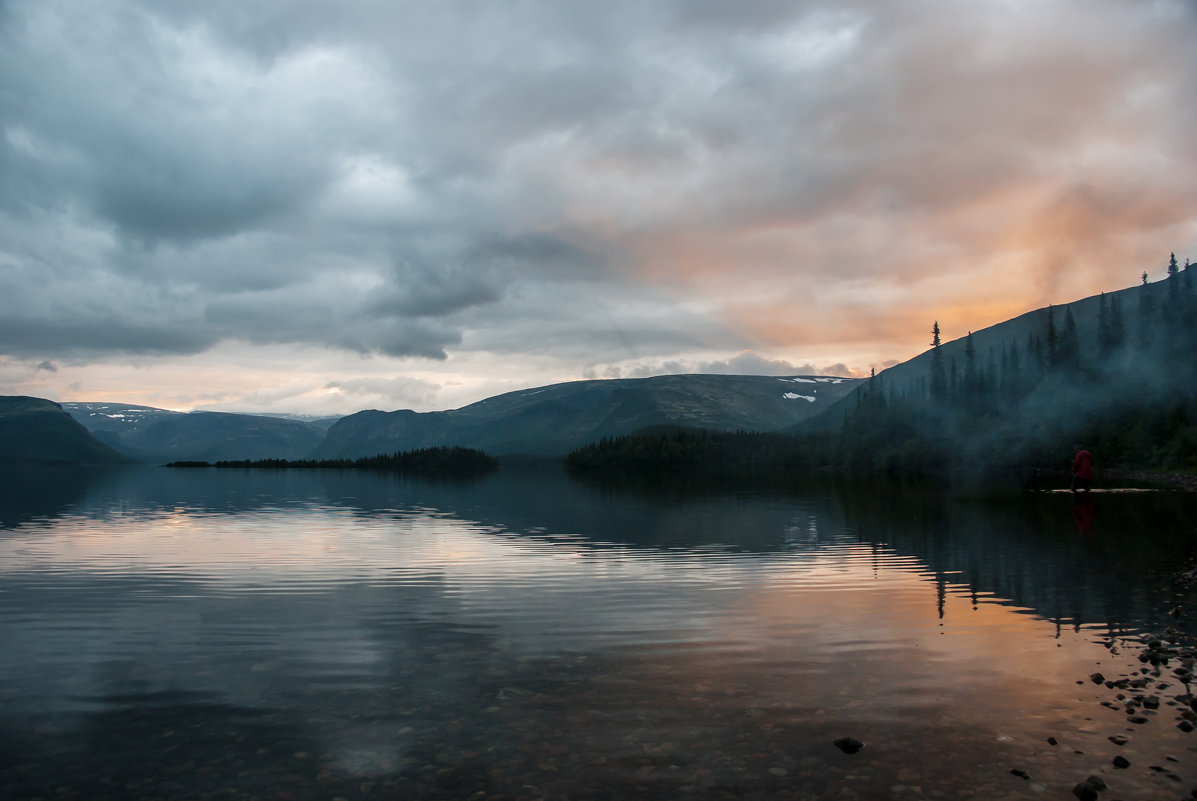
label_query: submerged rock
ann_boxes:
[832,737,864,754]
[1072,775,1107,801]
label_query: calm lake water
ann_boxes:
[1,466,1195,801]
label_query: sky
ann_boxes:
[1,0,1195,416]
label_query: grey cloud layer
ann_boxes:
[1,0,1194,368]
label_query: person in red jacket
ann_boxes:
[1071,445,1093,493]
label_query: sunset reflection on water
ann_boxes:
[0,467,1193,800]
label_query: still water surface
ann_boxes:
[1,466,1195,800]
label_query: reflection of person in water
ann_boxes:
[1071,445,1093,493]
[1073,493,1095,535]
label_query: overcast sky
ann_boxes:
[2,0,1195,415]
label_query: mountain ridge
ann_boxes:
[312,373,860,459]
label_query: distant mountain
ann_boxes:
[65,402,328,464]
[0,396,135,465]
[64,402,186,449]
[250,412,343,429]
[313,374,861,459]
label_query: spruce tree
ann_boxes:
[929,321,947,402]
[1167,252,1181,310]
[964,332,978,403]
[1059,307,1080,370]
[1138,277,1155,349]
[1025,333,1043,383]
[1006,341,1021,393]
[1110,293,1126,348]
[984,347,998,404]
[1044,305,1059,367]
[1097,292,1112,354]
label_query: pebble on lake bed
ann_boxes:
[1072,775,1107,801]
[832,737,864,754]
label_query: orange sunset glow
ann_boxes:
[0,0,1194,415]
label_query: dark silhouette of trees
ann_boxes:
[1044,305,1059,367]
[1138,274,1156,348]
[167,446,499,476]
[963,333,978,406]
[567,254,1197,482]
[929,321,947,402]
[1096,292,1126,355]
[1058,307,1080,371]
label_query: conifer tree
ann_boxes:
[1167,252,1181,309]
[929,321,947,402]
[1025,333,1043,383]
[1044,305,1059,367]
[963,332,978,402]
[1138,276,1155,349]
[1097,292,1112,354]
[1059,307,1080,370]
[1006,341,1021,393]
[1110,293,1126,348]
[984,347,998,404]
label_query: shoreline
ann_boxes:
[1100,469,1197,492]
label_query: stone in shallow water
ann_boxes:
[832,737,864,754]
[1071,775,1106,801]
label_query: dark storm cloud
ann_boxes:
[0,0,1194,376]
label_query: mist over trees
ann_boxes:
[568,256,1197,484]
[829,257,1197,478]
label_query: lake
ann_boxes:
[1,465,1194,800]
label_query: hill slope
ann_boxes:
[787,268,1197,476]
[802,276,1182,430]
[314,374,860,459]
[65,403,329,464]
[0,396,136,465]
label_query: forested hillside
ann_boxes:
[569,256,1197,483]
[822,256,1196,477]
